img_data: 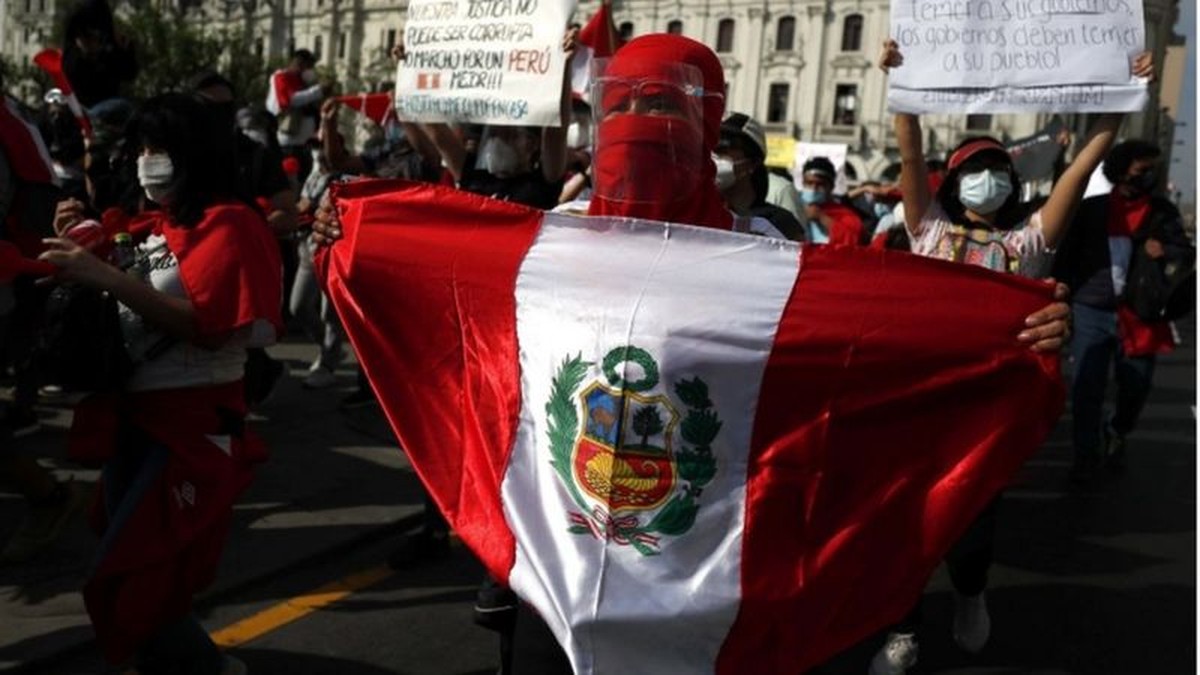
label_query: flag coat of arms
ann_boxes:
[316,179,1064,674]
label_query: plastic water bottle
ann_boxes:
[110,233,136,271]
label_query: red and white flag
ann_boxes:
[571,1,622,98]
[317,180,1064,674]
[32,48,93,140]
[333,93,394,126]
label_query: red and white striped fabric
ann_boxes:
[317,179,1064,674]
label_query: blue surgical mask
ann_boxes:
[800,188,828,206]
[958,170,1013,215]
[874,202,892,219]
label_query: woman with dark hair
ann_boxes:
[883,40,1152,278]
[40,94,282,675]
[871,40,1154,675]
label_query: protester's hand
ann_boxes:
[320,98,339,127]
[391,43,407,64]
[312,193,343,247]
[1145,238,1165,259]
[52,198,86,236]
[1132,51,1155,82]
[1019,281,1071,353]
[38,237,119,288]
[879,39,903,73]
[563,26,580,60]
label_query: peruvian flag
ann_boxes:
[32,48,93,140]
[316,180,1064,674]
[571,0,622,97]
[333,93,394,126]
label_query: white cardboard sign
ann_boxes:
[887,0,1149,113]
[395,0,576,126]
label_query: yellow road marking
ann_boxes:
[211,564,395,648]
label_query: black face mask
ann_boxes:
[1126,171,1157,194]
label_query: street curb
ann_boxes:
[3,511,425,675]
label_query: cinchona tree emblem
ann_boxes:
[546,346,721,556]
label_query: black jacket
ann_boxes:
[1053,194,1193,312]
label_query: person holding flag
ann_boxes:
[310,32,1072,673]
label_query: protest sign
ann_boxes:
[395,0,577,126]
[794,142,850,195]
[765,134,797,169]
[1006,116,1066,183]
[888,0,1149,114]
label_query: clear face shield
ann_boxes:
[474,125,538,178]
[588,58,713,207]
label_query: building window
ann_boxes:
[38,0,44,13]
[966,114,993,131]
[716,19,735,53]
[386,29,396,51]
[776,16,795,51]
[841,14,864,52]
[255,37,264,58]
[833,84,858,126]
[767,83,789,123]
[338,31,347,59]
[666,19,683,35]
[288,37,296,54]
[314,35,323,60]
[618,22,634,41]
[23,0,30,13]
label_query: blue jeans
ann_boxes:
[1069,303,1157,462]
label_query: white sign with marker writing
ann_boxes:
[887,0,1149,113]
[396,0,576,126]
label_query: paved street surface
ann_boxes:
[2,323,1194,674]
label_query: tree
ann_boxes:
[114,4,275,105]
[631,405,665,450]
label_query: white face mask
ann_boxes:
[713,155,737,191]
[478,136,520,177]
[958,169,1013,215]
[137,153,175,205]
[302,69,318,85]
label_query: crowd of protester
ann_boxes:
[0,1,1192,672]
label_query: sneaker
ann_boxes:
[339,388,377,411]
[869,632,918,675]
[1103,428,1127,474]
[387,528,451,569]
[0,480,87,563]
[221,655,248,675]
[303,367,338,390]
[952,591,991,654]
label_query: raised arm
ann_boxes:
[1037,49,1155,247]
[881,40,931,233]
[319,99,368,174]
[422,123,468,183]
[539,26,580,184]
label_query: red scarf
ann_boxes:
[1106,191,1150,238]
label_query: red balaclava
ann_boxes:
[588,34,733,230]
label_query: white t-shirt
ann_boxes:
[908,202,1051,278]
[119,233,258,392]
